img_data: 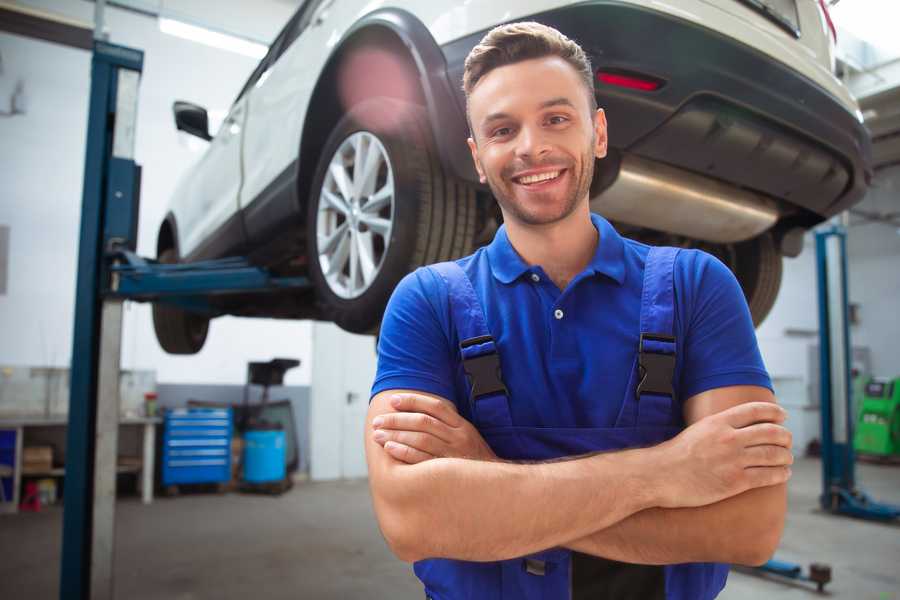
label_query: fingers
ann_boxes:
[390,393,462,427]
[383,441,433,465]
[736,423,793,449]
[744,465,792,489]
[373,411,454,443]
[743,444,794,468]
[374,428,447,457]
[720,402,787,428]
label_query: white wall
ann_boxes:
[0,0,313,386]
[845,164,900,378]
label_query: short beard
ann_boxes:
[485,136,596,227]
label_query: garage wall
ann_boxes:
[0,1,313,386]
[845,164,900,378]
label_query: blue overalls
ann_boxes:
[415,246,729,600]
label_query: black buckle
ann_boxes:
[460,336,507,400]
[635,333,676,399]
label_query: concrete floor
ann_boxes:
[0,457,897,599]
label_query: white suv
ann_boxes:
[154,0,871,354]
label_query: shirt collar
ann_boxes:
[486,212,626,285]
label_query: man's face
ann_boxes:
[467,56,607,227]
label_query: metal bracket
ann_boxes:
[463,353,507,400]
[635,333,676,399]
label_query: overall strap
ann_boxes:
[427,262,513,429]
[636,246,681,401]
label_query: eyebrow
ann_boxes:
[480,97,577,130]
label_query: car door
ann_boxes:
[177,94,249,260]
[239,0,335,243]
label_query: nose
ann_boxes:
[515,124,551,161]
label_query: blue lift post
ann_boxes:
[815,226,900,521]
[61,41,144,600]
[61,42,310,600]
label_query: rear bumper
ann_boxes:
[440,1,872,224]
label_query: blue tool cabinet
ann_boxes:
[161,408,232,486]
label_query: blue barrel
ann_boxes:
[243,430,286,483]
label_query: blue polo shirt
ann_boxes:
[372,213,771,427]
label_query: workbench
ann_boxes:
[0,416,161,514]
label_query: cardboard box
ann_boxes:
[23,446,53,472]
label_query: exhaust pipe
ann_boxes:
[591,154,779,244]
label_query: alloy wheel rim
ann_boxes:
[317,131,395,299]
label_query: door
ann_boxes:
[177,96,248,258]
[310,321,376,480]
[239,0,335,214]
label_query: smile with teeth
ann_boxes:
[515,170,562,185]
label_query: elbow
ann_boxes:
[373,487,431,563]
[380,512,429,563]
[734,507,786,567]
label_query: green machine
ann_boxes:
[854,378,900,457]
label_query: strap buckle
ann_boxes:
[460,335,507,400]
[635,333,676,399]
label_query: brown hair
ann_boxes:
[463,22,597,122]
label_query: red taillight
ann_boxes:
[818,0,837,43]
[596,70,662,92]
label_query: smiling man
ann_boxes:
[365,22,792,600]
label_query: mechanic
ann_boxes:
[365,22,793,600]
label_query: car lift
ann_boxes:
[813,225,900,522]
[60,41,309,600]
[749,224,900,592]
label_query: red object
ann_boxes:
[817,0,837,43]
[20,481,40,512]
[596,71,661,91]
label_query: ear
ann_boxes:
[467,137,487,184]
[592,108,608,159]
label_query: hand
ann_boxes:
[371,393,498,464]
[653,401,793,509]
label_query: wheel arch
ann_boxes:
[157,212,181,258]
[296,8,475,227]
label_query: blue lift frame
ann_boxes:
[814,226,900,521]
[60,42,309,600]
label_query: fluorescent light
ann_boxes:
[159,17,267,59]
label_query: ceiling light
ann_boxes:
[158,17,266,60]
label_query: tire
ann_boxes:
[732,233,783,327]
[151,248,210,354]
[306,97,477,333]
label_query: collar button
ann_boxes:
[554,309,564,320]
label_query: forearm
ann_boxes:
[373,447,660,563]
[564,484,787,566]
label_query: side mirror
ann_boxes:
[173,101,212,141]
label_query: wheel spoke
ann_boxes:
[322,189,350,217]
[326,229,351,277]
[318,221,348,255]
[329,162,354,202]
[362,180,393,214]
[357,138,383,197]
[348,228,360,295]
[359,214,391,237]
[356,230,377,285]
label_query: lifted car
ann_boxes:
[154,0,871,354]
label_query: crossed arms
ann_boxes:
[364,385,792,566]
